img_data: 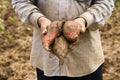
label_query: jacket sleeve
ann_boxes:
[11,0,45,28]
[80,0,116,30]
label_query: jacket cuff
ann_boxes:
[80,12,94,28]
[29,12,45,28]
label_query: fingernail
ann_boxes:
[81,28,86,33]
[45,46,51,51]
[42,29,47,35]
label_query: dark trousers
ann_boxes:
[36,65,103,80]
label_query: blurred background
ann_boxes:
[0,0,120,80]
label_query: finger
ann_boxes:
[77,21,86,33]
[41,25,48,35]
[81,25,86,33]
[74,19,86,33]
[76,22,85,33]
[42,29,47,35]
[43,44,51,51]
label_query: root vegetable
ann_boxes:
[42,21,59,51]
[63,21,81,42]
[52,36,68,65]
[43,20,69,65]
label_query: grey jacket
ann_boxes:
[12,0,115,77]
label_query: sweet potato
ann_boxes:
[43,20,69,65]
[42,21,59,51]
[63,21,81,42]
[52,36,69,65]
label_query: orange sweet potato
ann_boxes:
[43,20,69,65]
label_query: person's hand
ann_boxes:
[63,18,86,42]
[38,17,51,35]
[38,20,59,51]
[74,18,86,32]
[38,17,54,51]
[43,21,59,51]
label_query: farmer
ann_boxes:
[11,0,115,80]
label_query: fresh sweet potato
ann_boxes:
[52,36,68,65]
[51,20,69,65]
[42,21,59,51]
[43,20,69,65]
[63,21,81,42]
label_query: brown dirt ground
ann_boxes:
[0,0,120,80]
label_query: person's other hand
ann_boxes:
[74,18,86,33]
[38,17,52,35]
[38,17,53,51]
[43,21,59,51]
[38,19,59,51]
[63,18,86,42]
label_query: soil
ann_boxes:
[0,0,120,80]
